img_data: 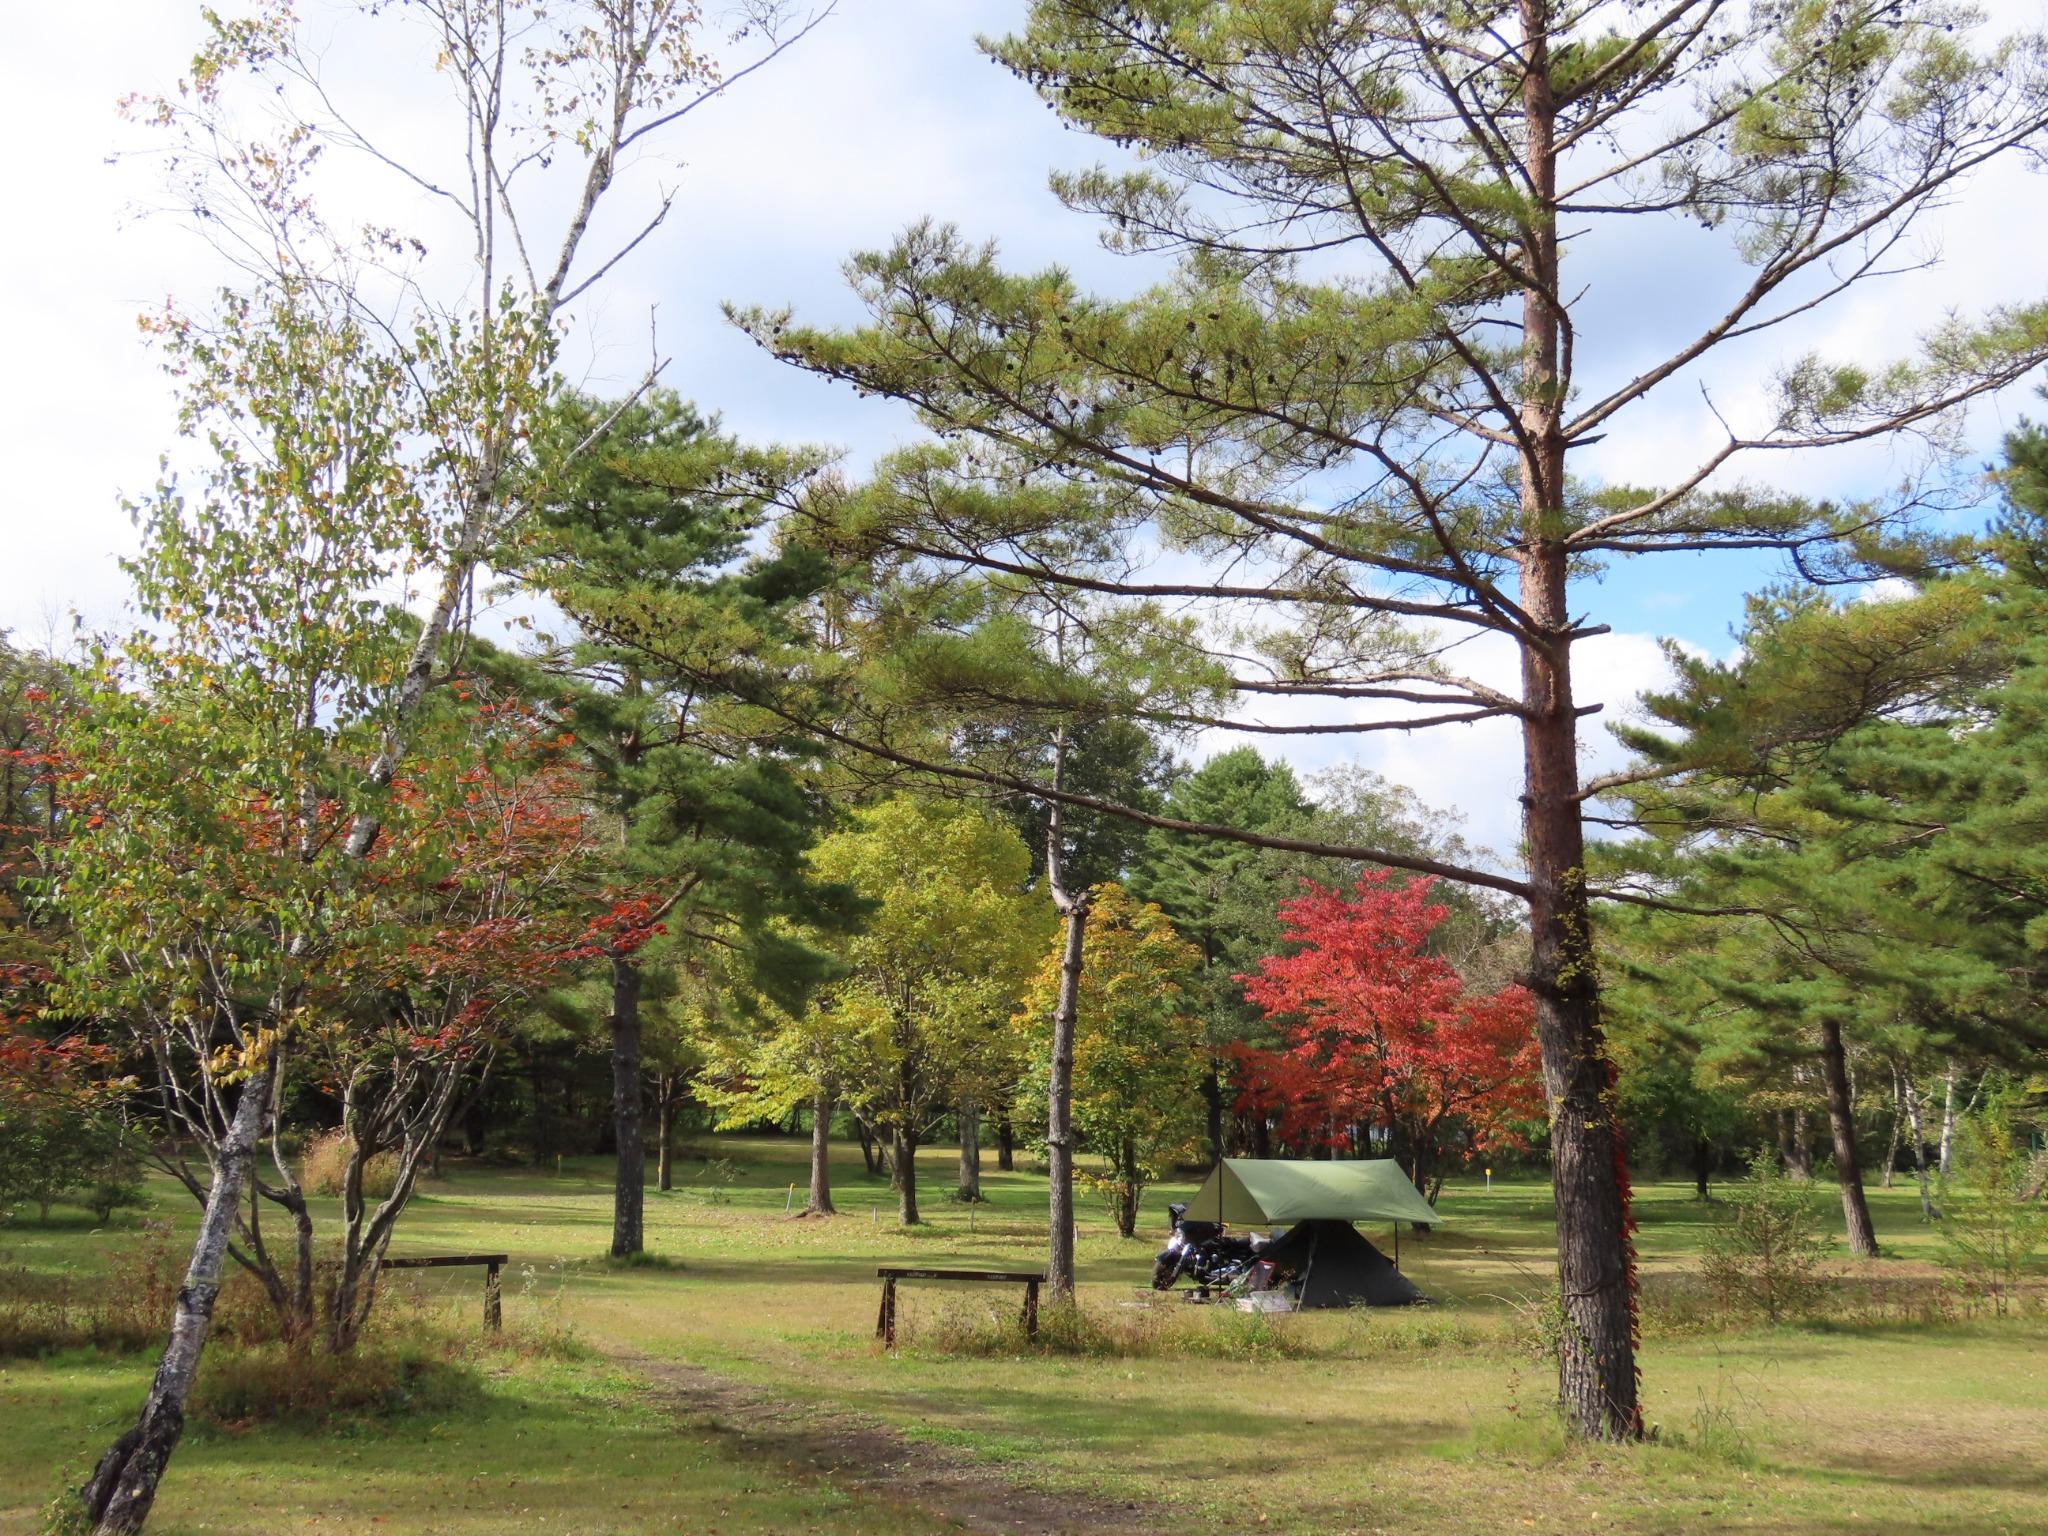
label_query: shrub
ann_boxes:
[191,1333,482,1429]
[0,1221,282,1358]
[1700,1148,1833,1324]
[691,1156,741,1205]
[0,1096,142,1225]
[298,1128,400,1201]
[905,1295,1489,1361]
[1937,1102,2048,1318]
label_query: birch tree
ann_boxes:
[77,3,833,1526]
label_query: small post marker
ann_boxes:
[785,1183,794,1213]
[1485,1167,1492,1191]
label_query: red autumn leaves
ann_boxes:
[1235,872,1541,1177]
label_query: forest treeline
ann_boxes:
[9,400,2047,1298]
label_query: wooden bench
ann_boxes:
[380,1253,510,1331]
[875,1266,1046,1348]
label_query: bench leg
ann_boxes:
[1023,1278,1039,1341]
[876,1276,898,1348]
[484,1262,502,1332]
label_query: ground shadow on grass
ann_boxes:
[905,1380,1466,1475]
[1808,1454,2048,1494]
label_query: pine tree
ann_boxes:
[1602,428,2048,1254]
[519,389,855,1257]
[741,1,2048,1436]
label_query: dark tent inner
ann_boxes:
[1258,1219,1424,1308]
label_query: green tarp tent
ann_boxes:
[1185,1158,1444,1308]
[1186,1158,1444,1229]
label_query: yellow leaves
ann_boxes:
[204,1024,282,1085]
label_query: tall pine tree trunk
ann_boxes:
[1791,1104,1814,1180]
[609,955,644,1258]
[1516,5,1639,1436]
[1779,1103,1814,1180]
[83,1062,273,1534]
[1817,1017,1879,1256]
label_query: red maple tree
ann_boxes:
[1236,872,1541,1191]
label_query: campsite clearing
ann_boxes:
[3,1137,2044,1536]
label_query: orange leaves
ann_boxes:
[0,1031,125,1111]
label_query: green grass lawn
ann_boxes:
[4,1138,2044,1535]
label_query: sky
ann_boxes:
[2,0,2043,866]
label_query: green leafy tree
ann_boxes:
[51,282,598,1532]
[692,975,865,1216]
[0,1038,139,1226]
[1019,884,1205,1236]
[744,0,2048,1438]
[803,796,1051,1225]
[1601,431,2048,1254]
[75,2,836,1516]
[1128,750,1317,1158]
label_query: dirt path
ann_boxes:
[618,1349,1169,1536]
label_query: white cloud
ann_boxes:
[1,1,2034,865]
[1854,576,1919,605]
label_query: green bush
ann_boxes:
[0,1099,142,1225]
[82,1141,147,1223]
[1938,1099,2048,1317]
[1700,1148,1834,1324]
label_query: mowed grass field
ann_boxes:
[3,1136,2044,1536]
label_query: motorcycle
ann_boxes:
[1151,1201,1278,1295]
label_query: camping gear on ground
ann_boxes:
[1153,1158,1445,1308]
[1150,1201,1276,1294]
